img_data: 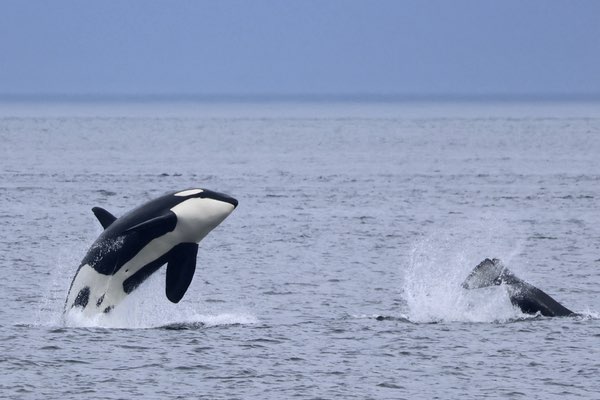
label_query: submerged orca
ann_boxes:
[462,258,575,317]
[65,188,237,317]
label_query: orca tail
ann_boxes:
[462,258,516,289]
[463,258,577,317]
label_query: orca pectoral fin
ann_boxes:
[165,243,199,303]
[125,211,177,236]
[92,207,117,229]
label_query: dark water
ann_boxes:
[1,102,599,399]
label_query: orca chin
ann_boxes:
[462,258,575,317]
[64,188,238,318]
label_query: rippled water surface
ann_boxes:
[1,102,599,399]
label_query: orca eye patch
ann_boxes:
[174,189,204,197]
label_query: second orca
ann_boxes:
[462,258,575,317]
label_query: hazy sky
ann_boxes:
[1,0,599,97]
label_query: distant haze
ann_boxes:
[1,0,599,98]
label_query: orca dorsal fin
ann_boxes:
[124,211,177,236]
[165,243,199,303]
[92,207,117,229]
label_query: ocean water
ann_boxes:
[1,101,599,399]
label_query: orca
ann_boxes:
[64,188,238,318]
[462,258,575,317]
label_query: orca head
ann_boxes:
[170,188,238,242]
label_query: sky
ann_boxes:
[1,0,599,98]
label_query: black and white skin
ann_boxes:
[462,258,575,317]
[64,188,238,318]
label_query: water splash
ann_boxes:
[575,308,600,320]
[32,244,81,327]
[402,215,527,323]
[36,256,257,329]
[63,304,258,329]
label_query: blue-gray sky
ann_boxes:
[1,0,599,97]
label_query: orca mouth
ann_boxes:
[202,190,238,209]
[225,197,238,209]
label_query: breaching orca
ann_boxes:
[462,258,575,317]
[64,188,238,317]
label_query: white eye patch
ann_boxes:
[174,189,204,197]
